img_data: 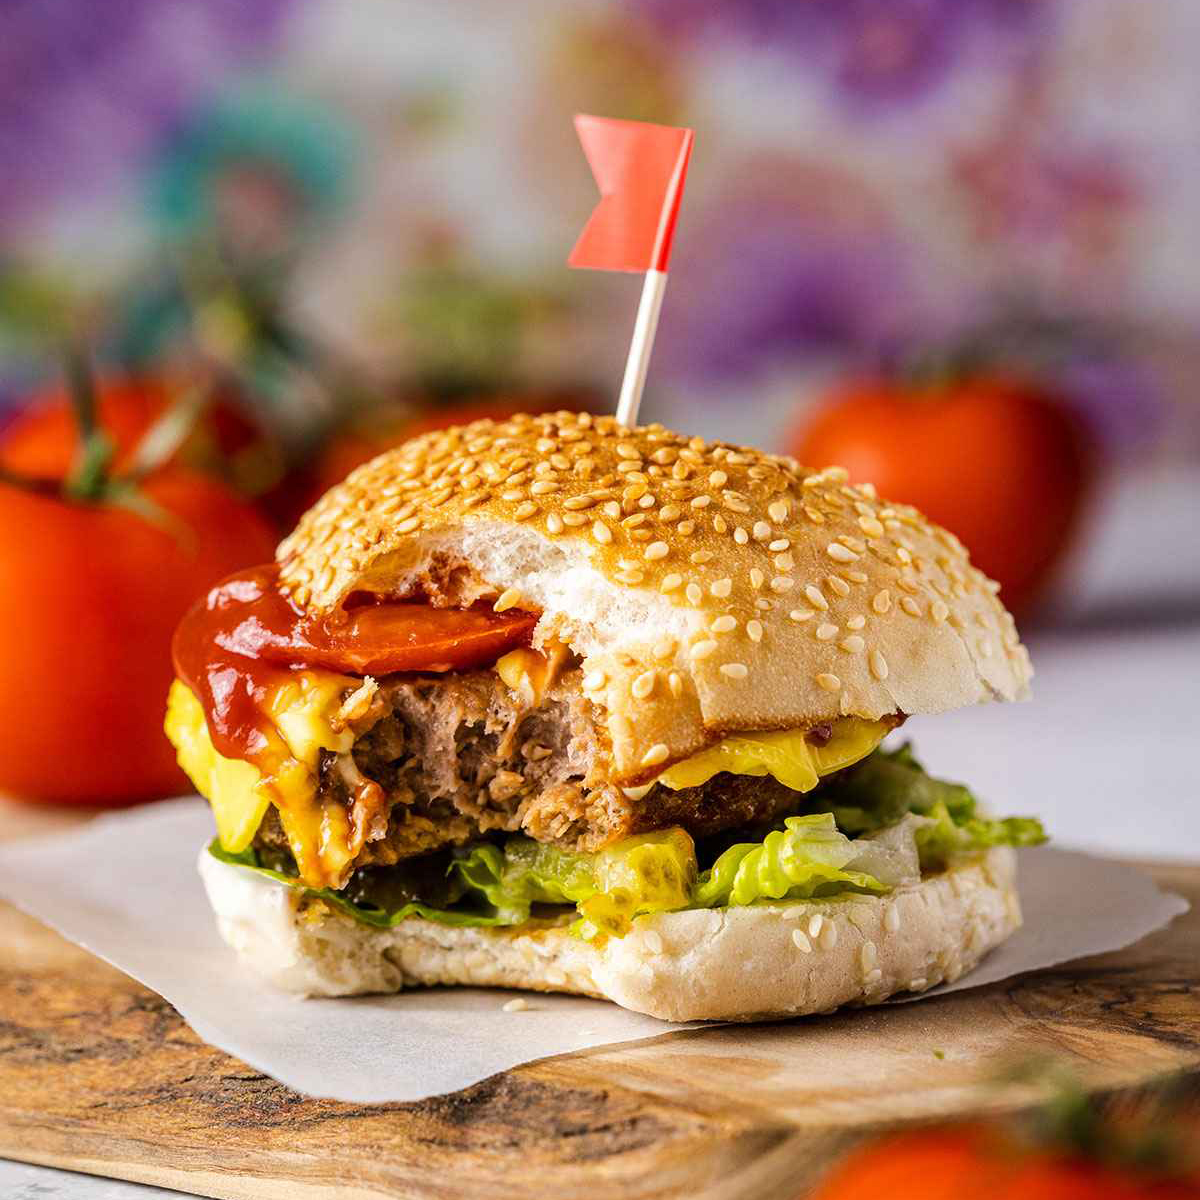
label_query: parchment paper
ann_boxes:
[0,798,1186,1103]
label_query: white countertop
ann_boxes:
[3,620,1197,1196]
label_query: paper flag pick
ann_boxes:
[569,115,694,274]
[569,115,694,428]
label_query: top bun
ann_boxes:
[279,412,1030,783]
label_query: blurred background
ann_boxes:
[0,0,1196,854]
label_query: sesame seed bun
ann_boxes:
[278,412,1031,783]
[199,844,1021,1021]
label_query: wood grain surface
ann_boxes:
[0,860,1195,1200]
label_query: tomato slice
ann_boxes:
[179,563,538,681]
[298,603,538,675]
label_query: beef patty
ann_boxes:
[253,665,900,870]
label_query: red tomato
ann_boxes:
[807,1124,1200,1200]
[789,377,1094,615]
[0,376,280,501]
[0,470,277,805]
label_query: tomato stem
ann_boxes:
[62,343,116,501]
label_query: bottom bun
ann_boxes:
[199,846,1021,1022]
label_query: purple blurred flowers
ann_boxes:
[0,0,293,228]
[632,0,1044,109]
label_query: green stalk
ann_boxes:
[62,343,116,501]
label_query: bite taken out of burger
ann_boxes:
[165,411,1045,1021]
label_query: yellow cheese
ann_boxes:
[165,681,268,853]
[164,672,358,888]
[656,717,890,794]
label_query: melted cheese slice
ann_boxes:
[165,673,357,887]
[656,717,890,794]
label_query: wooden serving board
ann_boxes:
[0,860,1196,1200]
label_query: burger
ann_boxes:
[165,411,1044,1021]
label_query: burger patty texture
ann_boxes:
[252,661,901,872]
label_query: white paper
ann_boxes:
[0,798,1186,1103]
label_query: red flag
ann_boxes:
[569,115,694,274]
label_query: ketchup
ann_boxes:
[172,564,538,769]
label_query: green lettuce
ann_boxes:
[209,742,1046,939]
[807,742,1046,869]
[208,841,514,929]
[694,813,885,907]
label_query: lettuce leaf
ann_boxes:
[807,742,1046,869]
[694,813,886,907]
[208,840,514,929]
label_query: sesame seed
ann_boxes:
[513,501,537,521]
[563,495,595,511]
[659,504,682,522]
[755,598,773,610]
[872,589,891,614]
[768,539,790,552]
[870,649,889,680]
[819,922,838,949]
[530,480,559,496]
[494,588,523,613]
[591,520,613,544]
[686,582,703,606]
[746,619,764,642]
[603,500,621,519]
[500,489,524,503]
[395,516,420,534]
[733,526,748,545]
[827,543,858,563]
[931,599,949,623]
[691,495,712,509]
[546,512,564,534]
[860,942,878,972]
[712,515,727,534]
[790,609,814,622]
[653,637,676,659]
[827,575,851,597]
[768,499,790,523]
[815,672,841,692]
[846,615,866,630]
[770,576,795,593]
[691,639,719,660]
[774,553,795,572]
[644,541,670,561]
[502,997,530,1012]
[808,913,824,938]
[632,671,657,700]
[805,585,828,610]
[668,672,683,697]
[840,635,865,653]
[661,573,683,593]
[677,520,696,535]
[710,577,733,598]
[847,570,869,584]
[690,550,715,564]
[719,662,749,679]
[616,442,641,460]
[859,516,885,538]
[708,469,728,488]
[641,743,669,767]
[901,596,922,617]
[753,521,772,541]
[583,670,607,691]
[816,623,838,641]
[711,615,738,634]
[791,929,813,953]
[885,905,901,934]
